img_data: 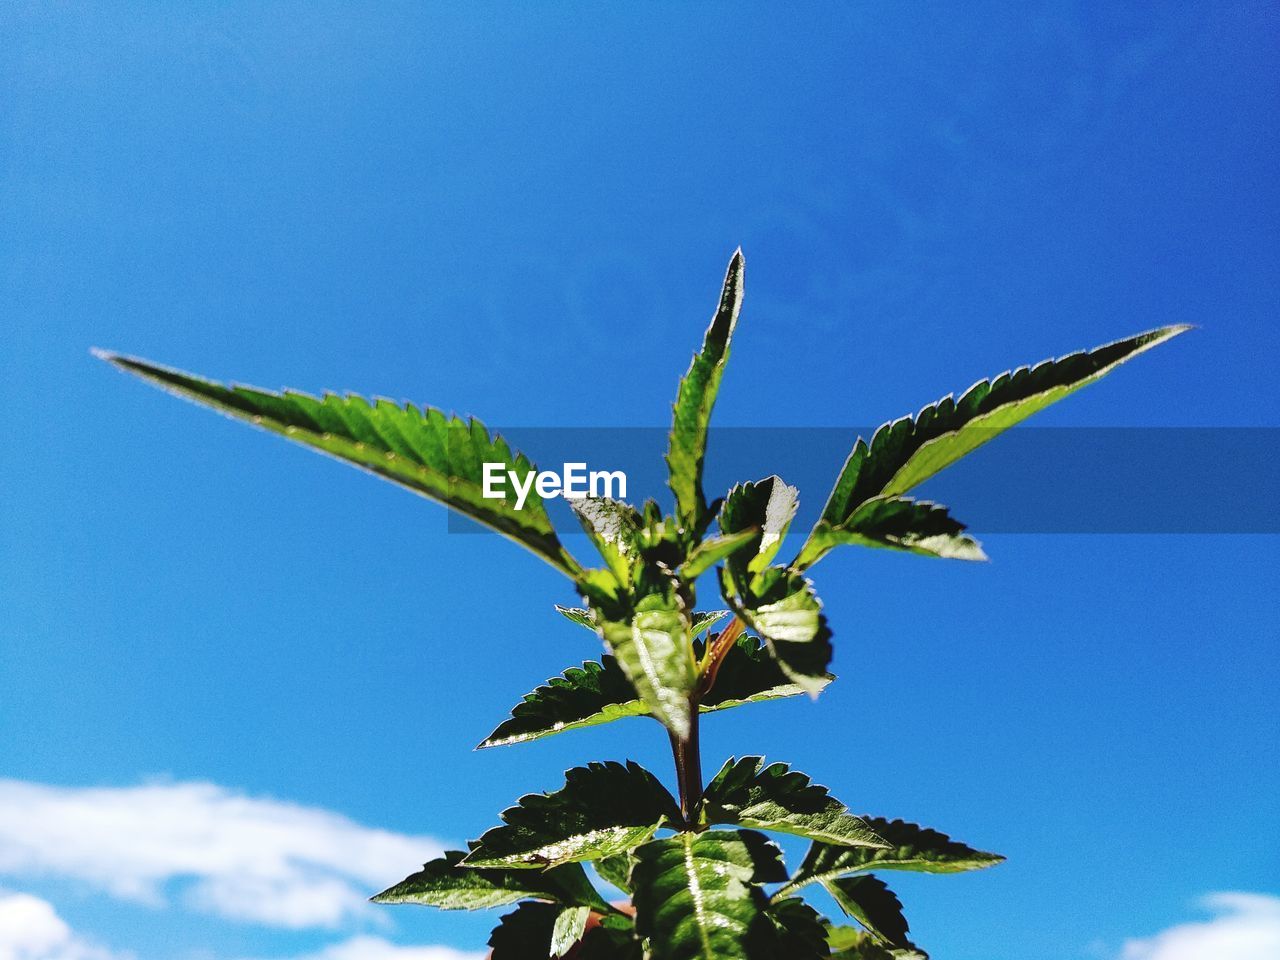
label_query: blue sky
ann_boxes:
[2,3,1277,959]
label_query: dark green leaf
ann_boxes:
[701,757,887,848]
[463,761,680,869]
[800,326,1190,567]
[593,853,633,894]
[667,250,745,535]
[719,477,800,577]
[632,829,787,960]
[371,850,606,911]
[97,352,583,578]
[720,566,832,695]
[489,901,557,958]
[826,876,911,948]
[769,897,832,957]
[795,497,985,569]
[578,922,644,959]
[828,927,929,960]
[784,819,1005,893]
[479,635,826,749]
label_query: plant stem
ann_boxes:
[669,711,703,827]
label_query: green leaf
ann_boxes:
[553,606,726,637]
[489,901,557,959]
[827,927,928,960]
[700,633,833,710]
[720,566,832,696]
[667,250,745,535]
[719,476,800,577]
[571,497,642,582]
[590,568,698,739]
[800,325,1189,567]
[770,897,832,957]
[679,528,761,581]
[555,605,598,630]
[632,829,787,960]
[826,875,911,949]
[578,922,644,960]
[552,905,593,957]
[701,757,887,848]
[98,352,584,578]
[593,853,633,894]
[479,634,826,749]
[784,819,1005,893]
[371,850,606,911]
[796,497,985,568]
[462,761,680,869]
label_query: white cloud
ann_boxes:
[258,935,484,960]
[0,779,444,930]
[1121,892,1280,960]
[0,892,129,960]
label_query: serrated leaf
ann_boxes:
[552,905,592,957]
[720,476,800,576]
[827,927,929,960]
[578,922,644,959]
[571,497,642,582]
[783,819,1005,893]
[826,876,911,949]
[98,352,584,578]
[590,569,697,739]
[463,761,680,869]
[632,829,787,960]
[371,850,605,911]
[667,250,745,535]
[770,897,832,957]
[720,566,832,695]
[796,496,985,568]
[490,901,557,959]
[479,635,826,749]
[800,326,1189,566]
[701,757,887,848]
[679,528,761,581]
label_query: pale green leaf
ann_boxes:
[571,497,642,582]
[701,757,887,848]
[462,761,680,869]
[552,905,592,957]
[98,352,583,578]
[590,569,697,739]
[632,829,787,960]
[667,250,745,535]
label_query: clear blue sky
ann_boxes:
[2,4,1277,959]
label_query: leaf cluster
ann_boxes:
[100,250,1186,956]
